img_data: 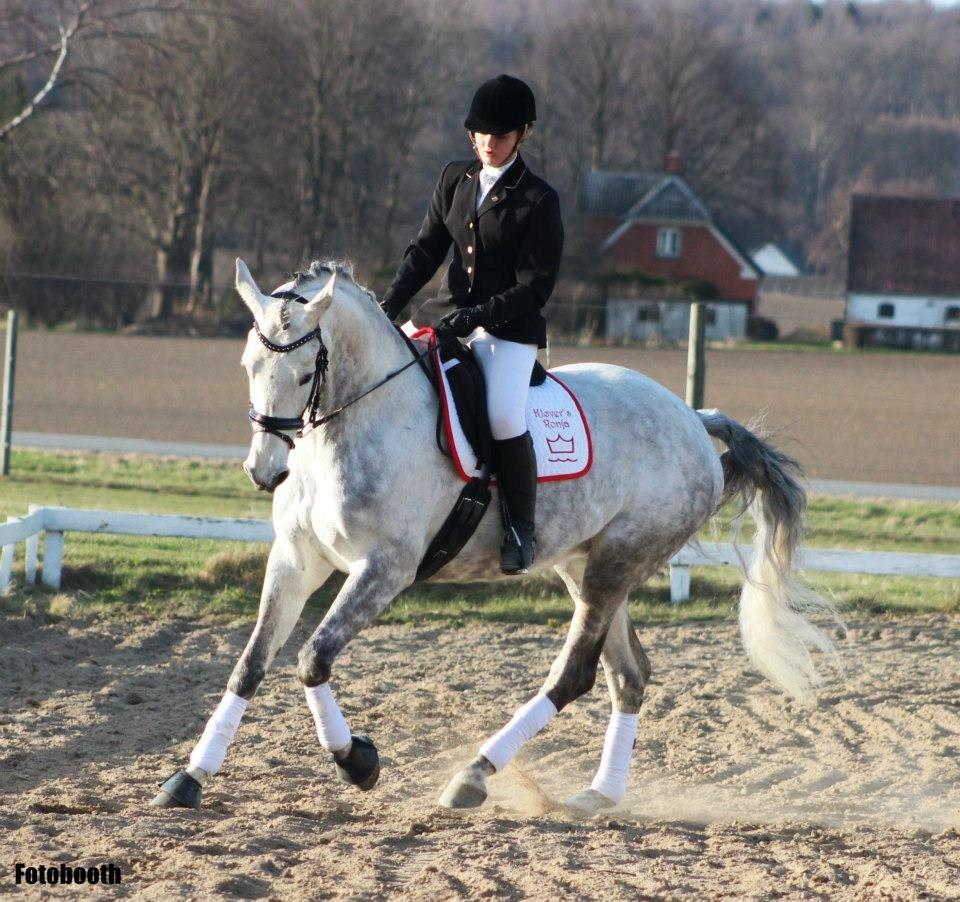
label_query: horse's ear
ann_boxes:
[302,269,337,320]
[235,258,267,317]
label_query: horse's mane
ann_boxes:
[291,259,378,306]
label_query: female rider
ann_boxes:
[379,74,565,576]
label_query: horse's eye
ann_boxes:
[298,373,312,387]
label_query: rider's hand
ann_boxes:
[434,305,489,344]
[378,288,406,323]
[378,300,401,323]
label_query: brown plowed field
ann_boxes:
[12,332,960,485]
[2,616,958,898]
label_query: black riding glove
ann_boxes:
[378,299,401,323]
[434,305,490,344]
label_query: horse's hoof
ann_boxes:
[150,770,202,810]
[562,788,615,820]
[334,735,380,791]
[149,789,180,808]
[438,765,488,809]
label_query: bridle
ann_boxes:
[247,287,431,449]
[247,289,328,449]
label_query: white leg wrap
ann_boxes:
[188,691,249,777]
[304,682,352,753]
[590,711,639,803]
[478,694,557,772]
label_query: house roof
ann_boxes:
[578,169,712,221]
[848,194,960,296]
[627,178,711,222]
[581,168,761,278]
[750,242,803,277]
[577,170,663,216]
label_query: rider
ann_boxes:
[379,74,565,575]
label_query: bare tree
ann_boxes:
[276,0,484,272]
[0,0,190,141]
[73,2,262,318]
[375,0,478,271]
[7,0,960,324]
[532,0,638,193]
[627,3,784,243]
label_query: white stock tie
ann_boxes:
[477,171,499,210]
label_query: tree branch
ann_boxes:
[0,10,76,141]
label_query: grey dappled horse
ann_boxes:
[151,259,837,817]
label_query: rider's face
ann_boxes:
[471,129,522,167]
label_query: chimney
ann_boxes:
[665,150,683,174]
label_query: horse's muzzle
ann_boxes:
[243,463,289,493]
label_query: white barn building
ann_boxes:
[845,194,960,351]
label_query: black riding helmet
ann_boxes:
[463,74,537,134]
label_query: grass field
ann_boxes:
[2,450,958,623]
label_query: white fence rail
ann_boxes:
[0,506,274,592]
[1,506,959,598]
[669,542,960,602]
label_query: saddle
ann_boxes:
[433,339,547,472]
[429,342,591,485]
[396,326,591,580]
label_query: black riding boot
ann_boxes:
[494,431,537,575]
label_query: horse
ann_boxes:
[151,258,839,817]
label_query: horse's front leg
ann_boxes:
[296,551,415,792]
[151,540,332,809]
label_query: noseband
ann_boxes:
[247,288,430,450]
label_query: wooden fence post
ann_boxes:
[685,302,706,410]
[1,309,17,476]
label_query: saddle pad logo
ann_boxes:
[545,433,575,459]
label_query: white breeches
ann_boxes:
[467,329,538,440]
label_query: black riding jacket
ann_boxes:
[381,153,564,349]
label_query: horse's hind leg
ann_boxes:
[439,555,626,810]
[563,600,650,818]
[150,541,331,809]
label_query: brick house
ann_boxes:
[578,156,762,342]
[845,194,960,352]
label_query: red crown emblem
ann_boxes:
[546,434,575,455]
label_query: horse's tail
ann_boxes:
[697,409,841,703]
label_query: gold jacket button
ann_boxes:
[467,245,473,254]
[466,266,473,274]
[468,222,474,229]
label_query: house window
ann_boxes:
[656,227,681,258]
[946,305,960,321]
[636,304,660,323]
[705,306,717,327]
[878,302,895,319]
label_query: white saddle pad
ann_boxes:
[402,325,593,484]
[443,359,592,483]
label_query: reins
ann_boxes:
[247,289,432,449]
